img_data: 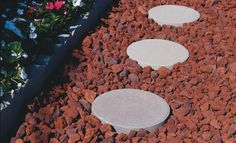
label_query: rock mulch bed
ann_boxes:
[12,0,236,142]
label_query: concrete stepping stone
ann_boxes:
[92,89,170,134]
[148,5,200,27]
[127,39,189,70]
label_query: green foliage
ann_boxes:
[0,41,27,96]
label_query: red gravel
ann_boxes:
[12,0,236,142]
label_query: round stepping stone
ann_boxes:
[148,5,200,27]
[127,39,189,70]
[92,89,170,134]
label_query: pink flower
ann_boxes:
[64,10,67,15]
[45,2,54,10]
[54,1,65,9]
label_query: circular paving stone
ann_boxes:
[92,89,170,134]
[127,39,189,70]
[148,5,200,27]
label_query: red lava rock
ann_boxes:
[13,0,236,142]
[84,127,95,143]
[119,69,128,78]
[76,119,86,130]
[128,130,137,139]
[62,105,78,119]
[100,124,113,133]
[169,101,181,109]
[143,66,152,74]
[157,67,170,78]
[208,87,220,99]
[25,125,34,135]
[201,124,210,132]
[111,64,123,73]
[59,134,68,142]
[136,129,149,137]
[83,37,92,48]
[148,136,160,143]
[150,71,158,78]
[27,116,37,125]
[50,138,60,143]
[78,108,86,119]
[181,117,197,130]
[38,123,51,133]
[167,126,177,134]
[54,117,66,129]
[211,134,223,143]
[100,137,114,143]
[228,124,236,137]
[26,131,41,143]
[104,132,116,139]
[38,106,54,115]
[68,133,80,143]
[132,137,141,143]
[202,131,212,141]
[104,57,118,66]
[85,115,100,128]
[229,62,236,73]
[137,6,147,15]
[79,99,91,112]
[83,89,97,104]
[177,123,186,130]
[200,103,210,111]
[16,125,26,138]
[128,73,139,82]
[40,133,49,143]
[175,107,190,117]
[126,60,142,74]
[179,90,193,99]
[210,99,224,111]
[210,119,222,129]
[98,78,105,85]
[72,86,80,93]
[140,83,149,90]
[15,139,24,143]
[115,133,127,142]
[90,136,98,143]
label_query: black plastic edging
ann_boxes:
[0,0,114,142]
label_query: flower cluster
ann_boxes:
[1,0,93,110]
[46,1,65,11]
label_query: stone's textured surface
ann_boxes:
[148,5,200,27]
[228,124,236,136]
[202,132,212,141]
[15,139,24,143]
[83,89,97,104]
[229,62,236,73]
[13,0,236,142]
[138,6,147,15]
[158,67,170,78]
[100,124,113,133]
[92,89,170,134]
[210,119,221,129]
[128,73,139,82]
[127,39,189,70]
